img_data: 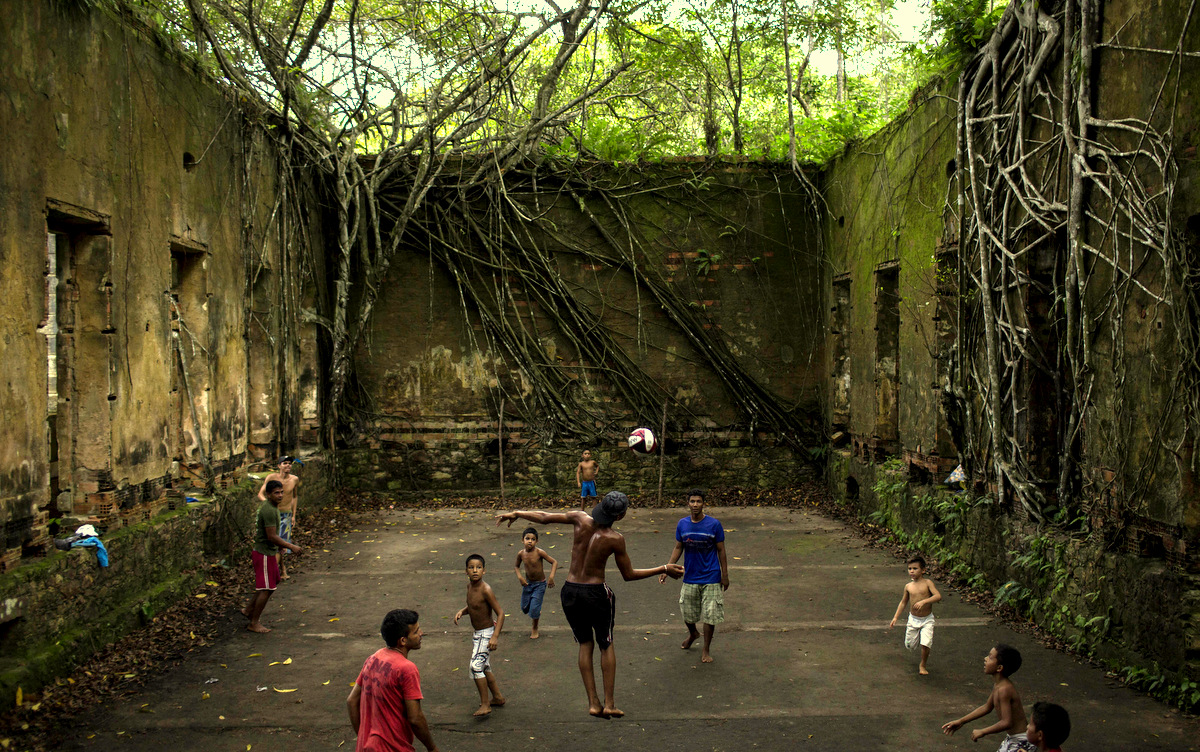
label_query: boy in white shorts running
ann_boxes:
[888,554,942,674]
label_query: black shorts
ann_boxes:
[560,581,615,649]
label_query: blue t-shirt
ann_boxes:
[676,515,725,584]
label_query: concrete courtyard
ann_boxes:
[56,505,1200,751]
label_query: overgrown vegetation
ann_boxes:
[865,460,1200,712]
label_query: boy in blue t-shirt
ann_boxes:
[659,488,729,663]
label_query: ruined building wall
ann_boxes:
[822,0,1200,679]
[0,0,320,559]
[345,167,824,495]
[0,0,324,705]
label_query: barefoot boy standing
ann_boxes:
[513,527,558,639]
[888,554,942,674]
[659,488,729,663]
[243,480,302,633]
[576,449,599,509]
[454,554,506,717]
[257,456,300,580]
[942,644,1036,751]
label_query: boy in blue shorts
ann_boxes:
[513,527,558,638]
[576,449,599,508]
[659,488,729,663]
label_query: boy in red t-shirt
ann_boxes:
[347,609,441,752]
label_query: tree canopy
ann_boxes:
[95,0,1003,164]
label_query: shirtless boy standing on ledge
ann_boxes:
[496,491,683,719]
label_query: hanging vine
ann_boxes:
[952,0,1196,524]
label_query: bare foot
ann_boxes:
[490,695,506,707]
[701,652,714,663]
[603,706,624,718]
[529,631,539,639]
[588,707,609,719]
[919,666,930,675]
[681,633,698,650]
[280,572,291,581]
[247,622,271,633]
[473,705,492,717]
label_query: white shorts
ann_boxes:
[469,627,494,679]
[996,733,1036,752]
[905,612,935,650]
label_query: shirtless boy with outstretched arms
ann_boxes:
[943,644,1037,751]
[496,491,683,719]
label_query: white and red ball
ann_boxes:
[627,427,656,454]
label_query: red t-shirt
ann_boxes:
[355,648,423,752]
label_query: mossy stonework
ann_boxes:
[821,0,1200,689]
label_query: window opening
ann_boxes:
[874,265,900,452]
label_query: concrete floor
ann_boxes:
[56,505,1199,751]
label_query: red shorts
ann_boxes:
[253,551,279,591]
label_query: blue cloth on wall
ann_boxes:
[71,536,109,567]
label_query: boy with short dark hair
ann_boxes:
[576,449,599,508]
[454,554,506,716]
[257,456,300,580]
[513,527,558,639]
[1026,702,1070,751]
[347,609,441,752]
[888,554,942,674]
[242,479,303,633]
[943,644,1035,751]
[660,488,730,663]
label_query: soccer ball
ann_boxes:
[627,427,656,454]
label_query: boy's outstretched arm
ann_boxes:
[970,686,1014,741]
[659,541,684,583]
[495,510,577,527]
[941,695,994,735]
[889,588,910,628]
[484,585,504,648]
[256,476,270,502]
[615,538,684,581]
[404,698,440,752]
[541,550,558,587]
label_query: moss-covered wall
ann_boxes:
[821,0,1200,681]
[0,455,332,709]
[0,0,319,555]
[0,0,327,707]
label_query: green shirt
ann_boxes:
[254,501,282,556]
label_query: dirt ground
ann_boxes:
[41,504,1200,751]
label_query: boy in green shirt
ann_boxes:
[242,480,303,633]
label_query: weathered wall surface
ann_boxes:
[0,0,323,705]
[821,0,1200,681]
[0,456,332,709]
[344,166,824,495]
[0,0,319,558]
